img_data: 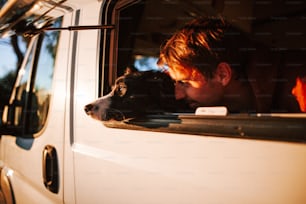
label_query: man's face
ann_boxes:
[167,66,224,109]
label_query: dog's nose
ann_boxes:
[84,104,93,114]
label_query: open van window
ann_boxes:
[96,0,306,142]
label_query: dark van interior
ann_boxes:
[107,0,306,114]
[100,0,306,142]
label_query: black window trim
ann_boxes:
[99,0,118,97]
[103,114,306,143]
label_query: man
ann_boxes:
[158,16,257,113]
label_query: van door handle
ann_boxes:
[42,145,59,193]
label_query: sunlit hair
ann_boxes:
[158,16,250,79]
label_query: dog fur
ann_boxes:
[84,70,191,121]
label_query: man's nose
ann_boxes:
[175,83,186,100]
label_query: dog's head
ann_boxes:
[84,70,190,121]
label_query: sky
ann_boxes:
[0,37,25,78]
[0,35,56,91]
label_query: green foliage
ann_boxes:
[0,70,16,108]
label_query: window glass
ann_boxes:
[27,18,62,133]
[0,0,7,8]
[0,35,29,117]
[2,17,62,134]
[12,41,34,129]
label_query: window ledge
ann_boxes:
[103,114,306,143]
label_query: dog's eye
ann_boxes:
[175,80,191,88]
[116,83,127,96]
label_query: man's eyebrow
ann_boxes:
[176,79,190,82]
[176,75,200,81]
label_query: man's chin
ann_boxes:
[188,101,217,109]
[188,102,200,109]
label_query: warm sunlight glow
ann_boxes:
[292,77,306,112]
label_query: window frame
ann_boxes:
[99,0,306,143]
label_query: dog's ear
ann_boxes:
[124,65,138,75]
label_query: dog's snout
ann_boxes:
[84,95,119,120]
[84,104,94,114]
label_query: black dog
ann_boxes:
[84,70,191,121]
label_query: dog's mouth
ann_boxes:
[84,103,126,121]
[102,108,125,121]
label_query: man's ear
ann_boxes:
[215,62,232,86]
[124,65,138,75]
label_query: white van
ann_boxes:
[0,0,305,203]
